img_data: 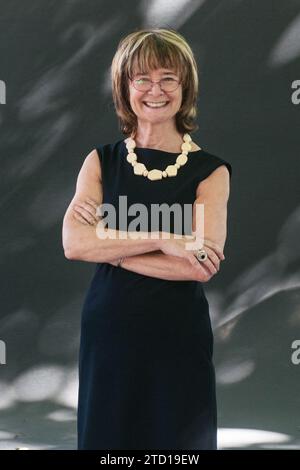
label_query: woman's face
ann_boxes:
[128,67,182,126]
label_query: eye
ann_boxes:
[135,78,150,84]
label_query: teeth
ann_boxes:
[144,102,168,108]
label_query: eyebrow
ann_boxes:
[135,71,178,76]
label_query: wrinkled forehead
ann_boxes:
[133,68,179,77]
[130,65,181,80]
[129,55,181,78]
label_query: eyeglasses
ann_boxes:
[130,76,181,93]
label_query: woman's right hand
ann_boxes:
[157,232,224,280]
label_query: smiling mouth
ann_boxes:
[143,101,170,108]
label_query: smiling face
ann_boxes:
[128,68,183,126]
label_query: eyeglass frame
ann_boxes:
[129,75,182,93]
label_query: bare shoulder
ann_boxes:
[63,148,103,224]
[196,164,230,198]
[75,148,102,195]
[82,148,102,181]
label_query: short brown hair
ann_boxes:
[111,28,199,137]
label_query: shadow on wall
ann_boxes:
[213,205,300,449]
[0,0,300,450]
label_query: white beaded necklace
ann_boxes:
[125,133,195,181]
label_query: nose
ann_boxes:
[148,82,165,97]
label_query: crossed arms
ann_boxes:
[62,149,231,282]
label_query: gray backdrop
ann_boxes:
[0,0,299,450]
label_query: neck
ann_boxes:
[132,122,186,153]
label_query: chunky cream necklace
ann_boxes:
[125,133,195,181]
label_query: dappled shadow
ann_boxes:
[1,0,300,450]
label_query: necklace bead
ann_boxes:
[125,133,194,181]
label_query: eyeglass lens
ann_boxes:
[133,78,179,92]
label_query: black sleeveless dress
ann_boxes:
[77,138,232,450]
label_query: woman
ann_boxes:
[62,28,232,450]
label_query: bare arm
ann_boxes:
[114,165,230,282]
[192,164,231,254]
[110,251,206,281]
[62,149,159,262]
[71,163,230,282]
[71,189,207,281]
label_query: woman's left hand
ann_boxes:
[72,197,100,225]
[72,200,224,276]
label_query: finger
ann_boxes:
[74,204,98,224]
[187,252,207,272]
[75,201,99,223]
[205,247,220,271]
[194,254,217,275]
[201,239,225,260]
[205,244,224,261]
[81,201,100,220]
[192,236,224,260]
[85,197,100,210]
[73,205,91,224]
[85,198,103,218]
[195,260,214,282]
[189,256,208,279]
[203,257,218,275]
[192,245,219,273]
[73,211,89,225]
[73,205,96,225]
[192,256,212,279]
